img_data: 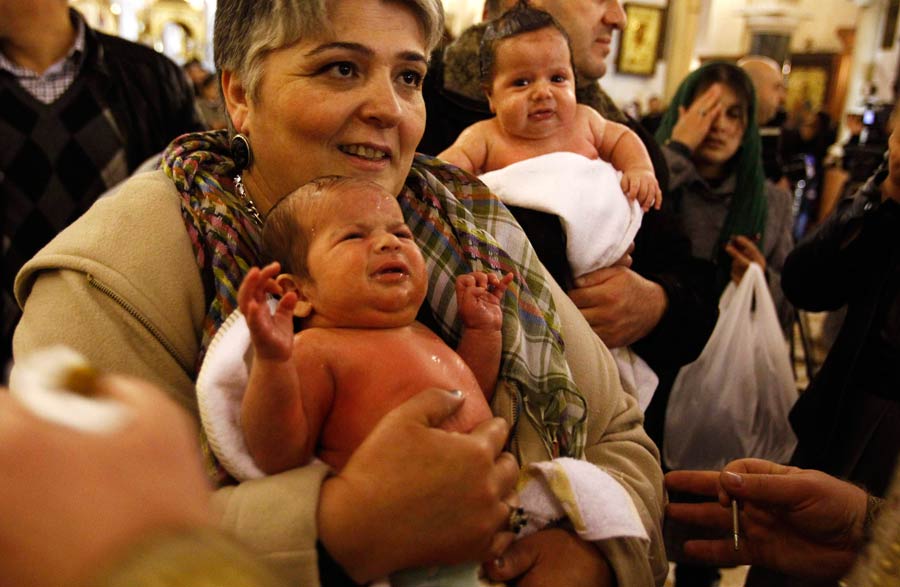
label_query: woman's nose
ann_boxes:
[361,76,403,128]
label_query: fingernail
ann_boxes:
[494,557,505,569]
[724,471,744,487]
[448,389,463,398]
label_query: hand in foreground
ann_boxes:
[317,388,520,583]
[568,263,668,348]
[238,262,298,360]
[0,376,212,587]
[724,235,766,284]
[621,169,663,212]
[483,528,614,587]
[671,84,724,151]
[665,458,868,581]
[456,271,514,331]
[882,126,900,203]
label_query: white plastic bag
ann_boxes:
[664,263,798,471]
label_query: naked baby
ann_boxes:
[238,175,512,473]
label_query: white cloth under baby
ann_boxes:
[196,303,648,552]
[479,152,657,410]
[196,304,271,481]
[518,457,648,542]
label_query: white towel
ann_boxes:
[518,457,649,542]
[196,304,270,481]
[479,152,642,276]
[479,152,657,410]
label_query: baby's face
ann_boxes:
[301,183,427,329]
[487,27,577,140]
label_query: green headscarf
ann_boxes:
[655,62,768,290]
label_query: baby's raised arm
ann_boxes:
[454,271,513,400]
[587,107,662,211]
[438,122,492,174]
[239,262,331,474]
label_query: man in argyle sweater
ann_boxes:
[1,0,202,375]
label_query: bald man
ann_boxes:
[739,55,786,126]
[740,56,789,184]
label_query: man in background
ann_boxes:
[0,0,202,374]
[421,0,718,460]
[739,55,788,185]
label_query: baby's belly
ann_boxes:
[318,353,494,469]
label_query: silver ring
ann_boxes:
[507,504,528,534]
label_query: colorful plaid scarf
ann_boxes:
[161,130,586,459]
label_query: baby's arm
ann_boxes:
[438,122,491,174]
[587,108,662,211]
[239,263,332,474]
[454,271,514,401]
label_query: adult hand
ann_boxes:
[482,528,614,587]
[724,235,766,283]
[568,265,668,348]
[317,388,519,583]
[671,84,724,152]
[665,458,868,581]
[0,376,212,587]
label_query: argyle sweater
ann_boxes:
[1,72,126,365]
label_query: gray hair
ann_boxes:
[214,0,444,101]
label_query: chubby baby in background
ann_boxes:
[439,3,661,212]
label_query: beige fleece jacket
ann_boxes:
[14,169,667,586]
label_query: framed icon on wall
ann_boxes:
[616,3,666,76]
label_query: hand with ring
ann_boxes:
[670,83,724,152]
[506,502,528,534]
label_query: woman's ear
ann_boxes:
[276,274,314,318]
[221,70,250,133]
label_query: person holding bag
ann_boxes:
[654,61,797,587]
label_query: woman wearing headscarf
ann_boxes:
[11,1,666,585]
[654,61,795,587]
[655,61,794,328]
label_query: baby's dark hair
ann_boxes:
[261,175,358,281]
[479,1,576,87]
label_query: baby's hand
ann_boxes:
[455,271,514,331]
[621,170,662,212]
[237,262,297,361]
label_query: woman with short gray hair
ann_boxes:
[13,1,666,585]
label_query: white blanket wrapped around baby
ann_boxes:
[479,152,657,409]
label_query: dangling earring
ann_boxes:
[231,133,253,170]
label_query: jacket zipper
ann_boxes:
[87,274,191,373]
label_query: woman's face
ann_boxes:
[232,0,428,209]
[693,83,747,171]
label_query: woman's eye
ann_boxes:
[399,70,424,88]
[324,62,357,78]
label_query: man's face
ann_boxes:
[526,0,626,82]
[755,70,786,125]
